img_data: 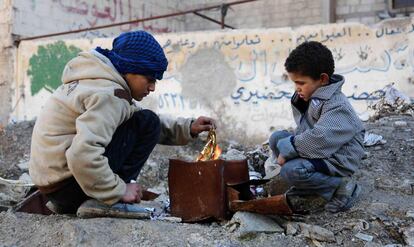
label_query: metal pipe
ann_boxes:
[193,11,235,29]
[16,0,256,43]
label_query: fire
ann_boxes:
[196,128,222,161]
[212,145,222,160]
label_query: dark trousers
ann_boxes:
[46,110,161,213]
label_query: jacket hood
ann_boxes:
[311,74,344,100]
[61,50,130,93]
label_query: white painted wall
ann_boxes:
[11,18,414,144]
[0,0,13,126]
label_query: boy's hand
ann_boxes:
[121,183,143,203]
[277,155,286,166]
[190,116,216,136]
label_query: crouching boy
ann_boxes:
[29,31,215,214]
[269,41,365,213]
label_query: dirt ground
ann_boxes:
[0,114,413,247]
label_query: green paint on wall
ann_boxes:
[27,41,82,95]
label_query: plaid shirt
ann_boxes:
[277,74,365,176]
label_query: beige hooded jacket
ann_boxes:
[29,50,194,205]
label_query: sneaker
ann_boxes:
[76,199,153,219]
[286,187,326,214]
[325,178,361,213]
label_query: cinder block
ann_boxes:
[346,17,361,23]
[347,0,361,5]
[361,0,375,4]
[357,4,373,12]
[336,0,348,7]
[360,16,377,25]
[312,8,322,16]
[372,3,386,11]
[336,6,350,15]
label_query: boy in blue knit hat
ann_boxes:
[29,31,215,216]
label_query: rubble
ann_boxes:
[221,148,246,160]
[352,219,370,232]
[226,211,284,239]
[0,114,413,246]
[368,84,414,119]
[406,210,414,219]
[16,160,29,171]
[364,132,387,146]
[403,226,414,246]
[355,232,374,242]
[264,156,281,178]
[296,222,336,242]
[394,121,408,127]
[245,145,270,177]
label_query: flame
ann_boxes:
[212,145,222,160]
[196,128,221,161]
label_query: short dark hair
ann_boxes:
[284,41,335,80]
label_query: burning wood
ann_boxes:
[196,128,222,161]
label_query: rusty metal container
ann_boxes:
[14,189,52,215]
[168,158,249,222]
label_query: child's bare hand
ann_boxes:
[121,183,143,203]
[277,155,286,166]
[190,116,216,136]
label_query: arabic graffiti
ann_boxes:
[337,51,392,74]
[296,27,352,43]
[19,19,414,129]
[157,93,202,110]
[230,87,385,104]
[375,25,414,38]
[53,0,171,34]
[27,41,82,95]
[212,35,261,50]
[231,87,291,103]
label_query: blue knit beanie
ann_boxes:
[96,31,168,80]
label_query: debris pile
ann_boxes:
[0,115,413,246]
[369,84,414,119]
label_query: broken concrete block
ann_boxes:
[17,161,29,171]
[406,210,414,219]
[18,173,32,184]
[156,216,182,223]
[227,211,284,239]
[221,148,246,160]
[403,225,414,246]
[285,222,299,235]
[364,242,382,247]
[355,232,374,242]
[297,223,336,242]
[394,121,408,127]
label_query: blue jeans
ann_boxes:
[46,109,161,213]
[269,130,342,201]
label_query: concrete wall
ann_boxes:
[11,18,414,143]
[12,0,414,40]
[337,0,414,25]
[180,0,327,31]
[0,0,14,127]
[12,0,186,39]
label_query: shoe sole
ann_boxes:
[77,201,152,219]
[342,184,361,211]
